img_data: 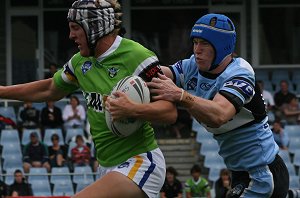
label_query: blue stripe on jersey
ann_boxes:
[139,151,156,188]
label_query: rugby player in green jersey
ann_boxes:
[0,0,177,197]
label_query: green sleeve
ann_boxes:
[53,69,79,93]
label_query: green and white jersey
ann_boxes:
[53,36,162,167]
[185,177,211,197]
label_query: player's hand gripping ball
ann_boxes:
[105,76,150,137]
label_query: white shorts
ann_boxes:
[97,148,166,198]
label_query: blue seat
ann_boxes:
[285,162,296,176]
[50,167,72,185]
[204,151,226,169]
[288,138,300,154]
[278,149,291,163]
[1,142,22,159]
[32,102,46,111]
[73,166,94,184]
[284,125,300,138]
[21,128,41,145]
[0,129,20,146]
[208,168,222,183]
[53,180,74,196]
[0,106,17,123]
[30,180,52,196]
[195,122,213,144]
[255,69,271,82]
[28,167,48,184]
[65,128,84,144]
[76,182,91,193]
[200,139,219,156]
[289,175,300,189]
[43,128,64,146]
[3,155,23,171]
[292,150,300,167]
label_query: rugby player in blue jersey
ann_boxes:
[148,13,289,198]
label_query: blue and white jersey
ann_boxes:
[170,55,279,171]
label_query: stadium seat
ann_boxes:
[200,139,219,156]
[289,175,300,189]
[65,128,84,144]
[0,106,17,123]
[285,162,296,176]
[284,125,300,138]
[67,140,77,158]
[278,149,291,163]
[32,102,46,111]
[3,155,23,171]
[1,142,22,159]
[30,180,52,196]
[292,150,300,167]
[21,128,41,145]
[73,166,94,184]
[43,128,64,146]
[255,69,271,82]
[195,122,213,144]
[28,167,48,184]
[203,151,226,169]
[53,180,74,196]
[55,99,69,112]
[288,138,300,154]
[76,182,91,193]
[208,168,222,183]
[0,129,20,146]
[50,167,72,185]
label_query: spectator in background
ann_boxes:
[281,96,300,125]
[257,80,275,111]
[272,119,289,150]
[23,132,51,173]
[48,134,67,167]
[274,80,296,108]
[44,63,58,79]
[160,166,183,198]
[0,178,8,198]
[19,101,40,129]
[41,100,63,130]
[215,169,231,198]
[8,169,33,197]
[63,95,86,129]
[185,165,211,198]
[71,135,91,167]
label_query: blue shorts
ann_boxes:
[231,154,289,198]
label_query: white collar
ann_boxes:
[97,35,122,62]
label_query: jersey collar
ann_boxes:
[97,35,122,62]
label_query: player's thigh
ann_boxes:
[73,171,147,198]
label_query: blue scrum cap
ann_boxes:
[190,13,236,70]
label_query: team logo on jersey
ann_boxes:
[224,79,254,97]
[63,63,77,82]
[187,77,197,90]
[200,83,212,91]
[118,162,130,169]
[81,61,92,75]
[107,67,119,78]
[174,60,183,74]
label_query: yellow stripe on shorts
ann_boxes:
[128,156,143,180]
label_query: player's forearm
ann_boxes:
[179,92,232,128]
[0,79,66,102]
[134,100,177,124]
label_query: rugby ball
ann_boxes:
[105,76,150,137]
